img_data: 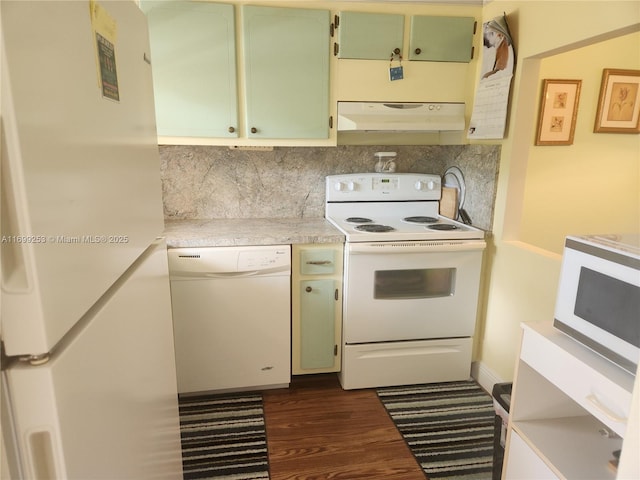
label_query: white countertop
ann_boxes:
[163,218,345,248]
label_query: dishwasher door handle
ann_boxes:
[170,269,290,279]
[171,271,260,279]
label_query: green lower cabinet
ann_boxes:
[292,244,343,375]
[300,280,336,370]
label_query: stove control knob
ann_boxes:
[415,180,435,191]
[335,181,356,191]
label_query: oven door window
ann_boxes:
[374,268,456,299]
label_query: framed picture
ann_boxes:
[594,68,640,133]
[535,79,582,145]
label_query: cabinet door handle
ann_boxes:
[305,286,312,292]
[414,48,422,55]
[250,127,258,134]
[228,126,235,133]
[586,394,627,423]
[335,288,339,300]
[306,260,332,265]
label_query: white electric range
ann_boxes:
[325,173,486,390]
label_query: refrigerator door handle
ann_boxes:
[27,430,64,479]
[1,45,35,296]
[4,366,69,480]
[0,49,51,356]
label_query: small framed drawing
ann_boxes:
[535,79,582,145]
[594,68,640,133]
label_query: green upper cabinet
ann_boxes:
[336,11,404,60]
[242,5,330,139]
[144,1,238,138]
[409,16,476,62]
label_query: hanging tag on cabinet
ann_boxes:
[389,50,403,81]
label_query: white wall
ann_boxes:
[476,1,640,383]
[520,32,640,253]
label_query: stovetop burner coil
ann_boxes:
[403,216,438,224]
[345,217,373,224]
[428,223,459,231]
[355,224,395,233]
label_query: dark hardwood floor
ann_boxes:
[262,374,426,480]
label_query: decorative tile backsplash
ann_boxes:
[159,144,500,231]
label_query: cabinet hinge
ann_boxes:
[334,14,339,28]
[329,116,333,129]
[333,42,339,56]
[334,344,338,356]
[330,23,335,37]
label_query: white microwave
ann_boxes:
[553,234,640,374]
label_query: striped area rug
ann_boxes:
[179,392,270,480]
[377,380,495,480]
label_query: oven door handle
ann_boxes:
[348,240,486,254]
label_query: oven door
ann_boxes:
[343,240,486,343]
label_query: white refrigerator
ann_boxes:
[0,1,183,479]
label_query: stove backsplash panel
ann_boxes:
[159,145,500,232]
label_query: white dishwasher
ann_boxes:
[168,245,291,394]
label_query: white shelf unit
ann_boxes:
[504,322,636,480]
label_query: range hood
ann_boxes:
[337,102,466,132]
